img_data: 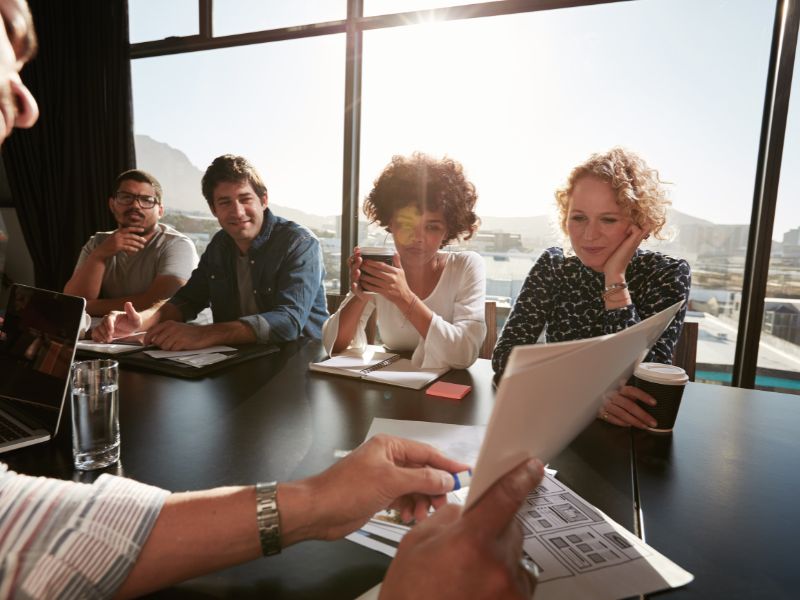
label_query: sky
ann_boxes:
[129,0,799,240]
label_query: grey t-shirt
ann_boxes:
[236,254,260,318]
[74,223,198,298]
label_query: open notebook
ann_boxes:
[309,345,448,390]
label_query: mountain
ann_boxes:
[134,135,207,214]
[134,135,335,230]
[134,134,719,238]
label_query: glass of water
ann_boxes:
[71,359,120,470]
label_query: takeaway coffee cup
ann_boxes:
[632,362,689,433]
[358,247,395,295]
[359,246,395,266]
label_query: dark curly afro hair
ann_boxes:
[363,152,480,247]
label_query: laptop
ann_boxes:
[0,284,85,453]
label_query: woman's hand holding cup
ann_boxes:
[348,247,370,302]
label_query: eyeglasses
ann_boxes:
[114,192,159,209]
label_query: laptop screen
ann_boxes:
[0,284,85,434]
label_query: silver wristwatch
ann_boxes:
[255,481,281,556]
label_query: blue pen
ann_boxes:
[451,469,473,491]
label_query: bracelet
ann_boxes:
[255,481,281,556]
[602,282,628,300]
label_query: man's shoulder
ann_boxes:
[154,223,196,247]
[272,214,317,241]
[262,214,320,254]
[82,229,115,248]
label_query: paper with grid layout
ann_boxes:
[350,418,692,600]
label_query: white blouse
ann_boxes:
[322,251,487,369]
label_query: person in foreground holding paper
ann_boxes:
[323,152,486,369]
[92,155,328,350]
[2,433,542,598]
[492,147,691,429]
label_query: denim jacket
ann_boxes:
[168,208,328,343]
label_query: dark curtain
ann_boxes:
[2,0,134,291]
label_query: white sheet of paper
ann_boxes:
[362,360,447,389]
[365,418,486,466]
[465,301,683,509]
[76,340,143,354]
[144,346,237,359]
[168,352,231,367]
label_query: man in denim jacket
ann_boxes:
[93,155,328,350]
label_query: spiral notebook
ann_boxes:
[309,346,448,390]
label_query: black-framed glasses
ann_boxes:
[114,191,159,209]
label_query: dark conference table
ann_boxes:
[4,339,798,598]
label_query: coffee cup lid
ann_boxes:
[634,362,688,385]
[359,246,394,255]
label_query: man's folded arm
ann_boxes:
[83,275,188,316]
[64,247,105,301]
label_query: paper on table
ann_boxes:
[362,360,446,389]
[76,340,145,355]
[312,346,397,373]
[310,345,447,390]
[351,471,693,599]
[465,301,683,509]
[365,418,486,466]
[168,352,231,367]
[144,346,237,359]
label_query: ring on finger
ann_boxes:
[518,555,539,595]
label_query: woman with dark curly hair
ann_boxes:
[492,147,691,429]
[322,152,486,369]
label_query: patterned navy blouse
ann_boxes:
[492,247,692,377]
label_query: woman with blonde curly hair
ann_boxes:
[492,147,691,429]
[323,152,486,369]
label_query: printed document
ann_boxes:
[350,418,693,599]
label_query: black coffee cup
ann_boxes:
[632,363,689,433]
[360,246,394,265]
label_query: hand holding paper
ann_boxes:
[466,301,683,508]
[381,458,544,600]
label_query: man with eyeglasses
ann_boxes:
[64,170,198,317]
[92,155,329,351]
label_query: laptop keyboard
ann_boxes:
[0,415,30,442]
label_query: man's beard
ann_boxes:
[119,211,158,236]
[121,210,157,235]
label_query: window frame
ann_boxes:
[129,0,800,389]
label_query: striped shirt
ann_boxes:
[0,463,168,599]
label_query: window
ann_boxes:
[365,0,505,17]
[129,0,198,43]
[756,48,800,394]
[131,0,794,386]
[131,35,346,290]
[358,0,774,374]
[213,0,346,36]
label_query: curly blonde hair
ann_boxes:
[555,147,671,239]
